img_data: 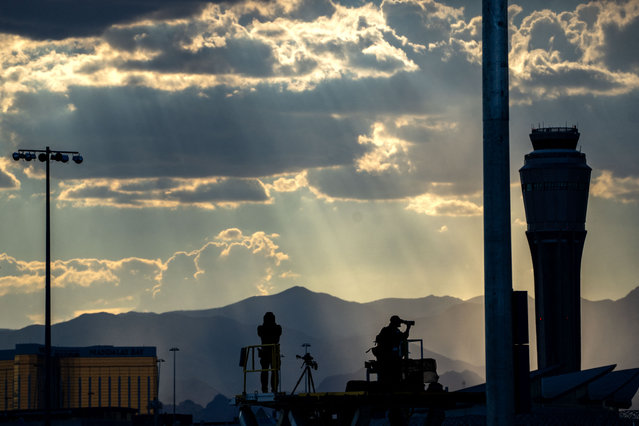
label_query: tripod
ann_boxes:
[292,343,317,394]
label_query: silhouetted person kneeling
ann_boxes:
[374,315,413,386]
[257,312,282,393]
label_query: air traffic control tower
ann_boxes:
[519,126,591,375]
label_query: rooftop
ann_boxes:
[529,126,580,150]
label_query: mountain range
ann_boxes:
[1,285,638,410]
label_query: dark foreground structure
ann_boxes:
[235,340,639,425]
[520,126,591,374]
[236,339,485,425]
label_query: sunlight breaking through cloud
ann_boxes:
[591,170,639,203]
[356,122,414,174]
[0,159,21,190]
[1,0,639,329]
[58,177,271,209]
[266,172,309,193]
[0,1,422,108]
[0,228,296,325]
[406,192,483,216]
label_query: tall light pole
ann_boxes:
[169,347,179,425]
[157,358,165,401]
[151,358,165,426]
[12,147,82,425]
[482,0,515,424]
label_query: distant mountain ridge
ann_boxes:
[173,286,464,340]
[0,285,637,408]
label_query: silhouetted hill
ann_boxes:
[0,285,637,409]
[0,324,42,347]
[175,286,379,339]
[582,286,639,370]
[410,301,486,367]
[173,286,463,341]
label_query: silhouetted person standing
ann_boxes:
[257,312,282,393]
[374,315,413,385]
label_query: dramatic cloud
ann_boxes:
[0,228,296,328]
[266,173,309,193]
[0,159,20,190]
[591,170,639,203]
[2,86,367,179]
[0,1,421,108]
[356,122,415,174]
[1,0,639,329]
[509,2,639,102]
[406,192,482,217]
[58,177,270,209]
[0,1,208,40]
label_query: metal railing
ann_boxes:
[239,344,280,394]
[531,126,578,133]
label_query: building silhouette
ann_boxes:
[519,126,591,374]
[0,344,158,414]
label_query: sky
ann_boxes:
[1,0,638,330]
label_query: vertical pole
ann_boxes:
[482,0,515,425]
[45,146,52,426]
[157,359,162,404]
[170,348,178,425]
[173,351,176,424]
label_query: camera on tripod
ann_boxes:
[292,344,318,394]
[296,353,318,370]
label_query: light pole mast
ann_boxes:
[170,347,180,425]
[482,0,515,424]
[12,147,83,425]
[44,147,52,421]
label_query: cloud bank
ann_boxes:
[1,0,639,326]
[0,228,296,328]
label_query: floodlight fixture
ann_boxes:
[13,148,82,164]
